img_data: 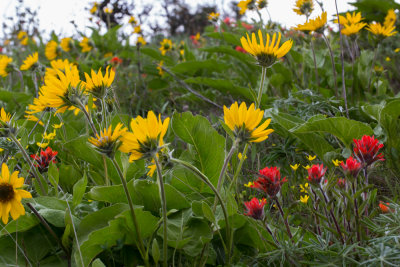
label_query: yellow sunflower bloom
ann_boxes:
[295,12,327,33]
[0,163,32,224]
[208,12,220,21]
[20,52,39,71]
[335,11,363,25]
[147,162,157,177]
[45,40,60,60]
[24,114,44,126]
[89,123,127,157]
[341,22,366,36]
[0,108,11,126]
[293,0,313,16]
[79,37,93,53]
[384,9,396,28]
[84,66,115,97]
[159,39,173,55]
[238,0,255,15]
[367,22,397,38]
[120,111,170,162]
[0,56,13,77]
[60,37,73,52]
[45,59,74,80]
[43,130,56,140]
[223,102,274,143]
[240,30,293,67]
[17,31,27,40]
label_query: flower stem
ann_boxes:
[322,33,338,97]
[273,197,293,240]
[256,66,267,108]
[77,99,98,136]
[9,133,46,195]
[229,143,249,194]
[310,37,320,88]
[367,44,379,93]
[111,158,149,266]
[264,220,280,246]
[311,189,322,236]
[352,181,361,242]
[154,155,168,267]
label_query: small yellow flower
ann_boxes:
[395,48,400,53]
[157,61,164,76]
[0,55,13,77]
[37,142,49,148]
[84,66,115,97]
[133,25,141,34]
[238,152,247,160]
[0,107,11,125]
[129,16,137,25]
[300,195,309,204]
[136,36,146,46]
[89,123,127,157]
[306,155,316,161]
[386,57,391,62]
[20,52,39,71]
[60,37,73,52]
[294,12,327,33]
[384,9,396,28]
[367,22,397,38]
[159,39,173,55]
[237,0,255,15]
[293,0,313,16]
[335,11,364,25]
[45,40,60,60]
[90,2,98,14]
[104,7,112,14]
[80,37,93,52]
[43,130,56,140]
[147,162,156,177]
[208,12,220,21]
[332,159,343,167]
[300,183,309,193]
[290,163,300,171]
[303,165,311,170]
[53,122,64,129]
[341,22,366,36]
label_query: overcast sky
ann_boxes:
[0,0,355,39]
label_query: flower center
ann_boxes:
[0,183,14,203]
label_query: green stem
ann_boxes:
[310,37,320,88]
[171,158,231,263]
[228,143,249,194]
[9,133,46,195]
[154,155,168,267]
[77,99,98,135]
[256,67,267,108]
[111,158,149,266]
[322,33,338,97]
[274,197,293,240]
[367,44,379,93]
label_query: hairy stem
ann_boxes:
[256,66,267,108]
[274,197,293,240]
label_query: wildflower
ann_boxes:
[257,0,268,9]
[335,11,364,25]
[241,22,254,30]
[306,155,316,161]
[302,165,311,170]
[45,40,60,60]
[90,2,98,14]
[43,131,56,140]
[37,142,49,148]
[133,25,141,34]
[0,55,13,77]
[395,48,400,53]
[341,23,366,36]
[25,115,44,126]
[208,12,220,22]
[300,183,309,193]
[244,197,266,220]
[80,37,93,52]
[17,31,29,45]
[223,102,274,143]
[384,9,396,28]
[235,46,247,53]
[157,61,164,76]
[353,135,384,166]
[104,7,112,14]
[244,181,254,187]
[53,122,64,129]
[159,39,173,55]
[60,37,73,52]
[379,201,392,213]
[240,30,293,67]
[250,166,287,197]
[84,66,115,98]
[237,0,255,15]
[293,0,314,16]
[137,36,146,46]
[30,147,58,173]
[0,107,11,128]
[129,16,137,25]
[386,57,391,62]
[20,52,39,71]
[111,56,123,65]
[147,162,156,177]
[190,33,201,46]
[290,164,300,171]
[238,152,247,160]
[89,123,127,158]
[300,195,309,204]
[294,12,327,33]
[0,163,32,224]
[366,22,397,38]
[45,59,74,79]
[337,178,346,188]
[223,17,233,26]
[332,159,343,167]
[120,111,170,161]
[307,164,327,184]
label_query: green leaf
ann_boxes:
[0,213,39,236]
[202,202,215,223]
[171,59,230,74]
[91,259,106,267]
[204,32,241,46]
[151,239,160,264]
[200,46,255,67]
[72,173,88,209]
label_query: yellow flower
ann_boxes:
[0,55,13,77]
[0,163,32,224]
[136,36,146,46]
[290,163,300,171]
[157,61,164,76]
[129,16,137,25]
[240,30,293,67]
[60,37,73,52]
[395,48,400,53]
[341,22,366,36]
[374,65,384,73]
[4,40,10,46]
[45,40,60,60]
[332,159,343,167]
[223,102,274,143]
[386,57,391,62]
[120,111,170,161]
[20,37,29,46]
[53,122,64,129]
[303,165,311,170]
[244,181,254,187]
[335,11,363,25]
[147,162,156,177]
[257,0,268,9]
[208,12,220,21]
[306,155,316,161]
[89,123,127,157]
[104,7,112,14]
[293,0,313,16]
[17,31,27,40]
[20,52,39,71]
[43,130,56,140]
[367,22,397,38]
[133,25,141,34]
[45,59,74,79]
[84,66,115,97]
[80,37,93,52]
[238,152,247,160]
[90,2,98,14]
[237,0,255,15]
[384,9,396,28]
[300,183,309,193]
[300,195,309,204]
[159,39,173,55]
[294,12,327,33]
[37,142,49,148]
[104,52,113,58]
[0,107,11,125]
[25,114,44,126]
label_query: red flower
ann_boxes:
[337,178,346,188]
[353,135,384,166]
[241,22,254,30]
[30,147,58,173]
[235,46,247,53]
[379,201,391,213]
[340,156,362,178]
[244,197,266,220]
[111,56,122,65]
[223,17,233,26]
[251,166,287,197]
[307,164,327,184]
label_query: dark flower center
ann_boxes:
[0,183,14,203]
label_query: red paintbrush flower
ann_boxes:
[353,135,384,166]
[340,156,362,178]
[307,164,327,184]
[244,197,267,220]
[250,166,287,197]
[235,46,247,53]
[30,147,58,173]
[111,56,122,65]
[379,201,392,213]
[337,178,346,188]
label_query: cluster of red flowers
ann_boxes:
[30,147,58,173]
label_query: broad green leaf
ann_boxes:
[0,213,39,236]
[72,173,88,209]
[204,32,241,46]
[171,59,230,74]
